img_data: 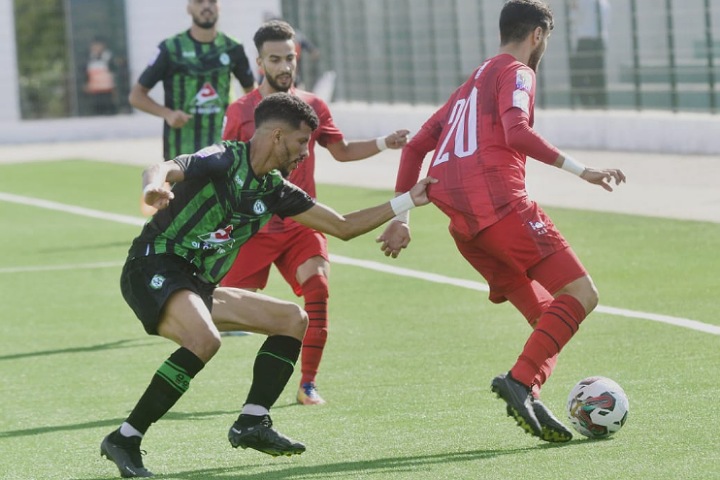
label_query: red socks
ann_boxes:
[300,274,329,385]
[511,294,587,388]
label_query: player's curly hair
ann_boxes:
[500,0,554,45]
[254,20,295,53]
[254,92,319,131]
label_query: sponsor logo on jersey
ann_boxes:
[234,175,244,186]
[253,200,267,215]
[195,83,219,105]
[190,83,223,115]
[219,53,230,65]
[149,274,166,289]
[512,89,530,114]
[182,50,196,58]
[527,220,548,235]
[198,225,235,252]
[516,69,533,91]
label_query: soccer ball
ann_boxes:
[566,376,629,439]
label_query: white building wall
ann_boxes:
[0,0,20,122]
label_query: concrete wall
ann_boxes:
[1,0,720,154]
[2,102,720,155]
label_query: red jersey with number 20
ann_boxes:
[397,54,558,241]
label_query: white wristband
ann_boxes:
[376,136,388,151]
[561,156,586,176]
[390,192,415,216]
[393,210,410,224]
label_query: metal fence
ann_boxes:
[282,0,720,113]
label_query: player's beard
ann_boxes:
[265,72,294,93]
[192,10,217,29]
[278,140,296,178]
[527,43,545,72]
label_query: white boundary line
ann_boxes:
[2,191,718,336]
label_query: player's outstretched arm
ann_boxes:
[579,167,627,192]
[141,161,184,210]
[291,177,436,240]
[376,194,412,258]
[558,156,627,192]
[326,129,410,162]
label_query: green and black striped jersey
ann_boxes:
[138,30,255,160]
[128,141,315,284]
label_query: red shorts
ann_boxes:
[451,199,587,304]
[220,226,328,296]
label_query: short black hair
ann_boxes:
[254,92,319,131]
[499,0,554,45]
[253,20,295,53]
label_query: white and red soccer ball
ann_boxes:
[566,376,629,439]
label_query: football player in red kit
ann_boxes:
[378,0,625,442]
[221,20,409,405]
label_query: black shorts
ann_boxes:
[120,254,215,335]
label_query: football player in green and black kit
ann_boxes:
[99,92,436,478]
[129,0,256,161]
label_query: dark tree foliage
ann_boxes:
[14,0,69,118]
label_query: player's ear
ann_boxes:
[272,127,283,144]
[533,26,543,43]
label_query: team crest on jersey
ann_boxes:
[253,200,267,215]
[198,225,235,252]
[516,69,533,91]
[149,274,166,290]
[219,53,230,65]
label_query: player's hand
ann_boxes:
[143,184,175,210]
[580,168,626,192]
[408,176,437,206]
[383,129,411,150]
[165,110,192,129]
[376,221,411,258]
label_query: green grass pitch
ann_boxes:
[0,160,719,479]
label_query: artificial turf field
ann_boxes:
[1,159,718,479]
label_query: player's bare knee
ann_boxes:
[581,278,600,313]
[283,303,308,339]
[185,332,222,362]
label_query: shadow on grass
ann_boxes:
[37,241,131,253]
[0,338,159,361]
[74,444,576,480]
[0,410,237,439]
